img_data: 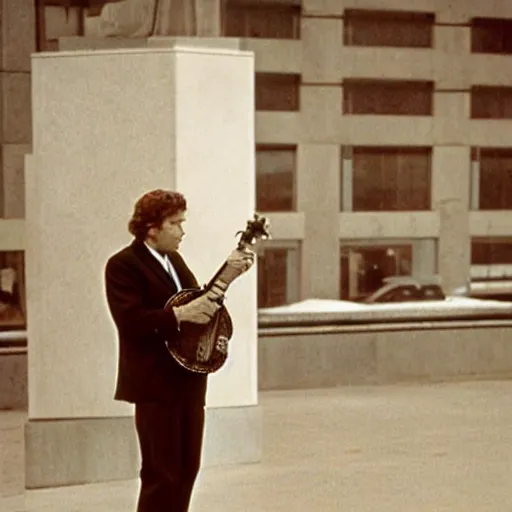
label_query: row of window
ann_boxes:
[256,145,512,212]
[259,238,512,307]
[257,75,512,119]
[226,4,512,55]
[1,240,509,325]
[36,2,512,54]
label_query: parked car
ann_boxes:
[364,276,445,304]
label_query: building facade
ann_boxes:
[1,0,512,323]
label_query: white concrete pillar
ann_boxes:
[411,239,437,279]
[25,45,258,488]
[297,144,341,299]
[432,146,471,294]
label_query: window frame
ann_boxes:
[343,8,435,48]
[256,144,298,213]
[255,72,301,112]
[471,238,512,284]
[471,17,512,55]
[222,0,302,39]
[343,79,434,116]
[256,240,301,308]
[471,86,512,119]
[342,146,432,212]
[472,147,512,210]
[339,238,438,301]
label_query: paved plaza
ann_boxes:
[2,380,512,511]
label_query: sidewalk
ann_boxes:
[2,380,512,511]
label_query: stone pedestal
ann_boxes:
[25,44,258,488]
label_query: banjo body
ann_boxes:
[163,214,269,374]
[164,289,233,374]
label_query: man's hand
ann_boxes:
[173,293,221,325]
[226,248,256,276]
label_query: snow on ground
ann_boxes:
[259,297,512,316]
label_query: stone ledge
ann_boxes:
[259,325,512,390]
[57,36,241,52]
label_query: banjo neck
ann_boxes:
[203,214,270,296]
[203,240,251,295]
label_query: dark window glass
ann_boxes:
[224,1,301,39]
[350,147,431,211]
[472,17,512,54]
[343,79,433,116]
[344,9,434,48]
[479,149,512,209]
[340,244,412,300]
[257,246,299,308]
[471,86,512,119]
[472,238,512,265]
[255,73,300,111]
[256,145,296,212]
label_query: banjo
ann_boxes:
[164,214,270,374]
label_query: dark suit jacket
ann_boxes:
[104,240,207,405]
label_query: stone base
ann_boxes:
[25,405,261,489]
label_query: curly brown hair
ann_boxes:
[128,189,187,240]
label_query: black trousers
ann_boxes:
[134,400,205,512]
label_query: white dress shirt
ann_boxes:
[144,242,183,292]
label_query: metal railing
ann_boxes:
[259,300,512,334]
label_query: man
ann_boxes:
[104,189,254,512]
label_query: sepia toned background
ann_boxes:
[2,0,512,326]
[1,0,512,505]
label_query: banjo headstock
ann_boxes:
[236,214,271,250]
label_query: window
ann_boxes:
[340,243,413,300]
[255,73,300,111]
[340,239,437,301]
[344,9,434,48]
[470,238,512,299]
[342,146,431,211]
[472,18,512,55]
[471,86,512,119]
[0,251,26,330]
[476,149,512,209]
[256,145,296,212]
[343,79,433,116]
[257,242,300,308]
[471,238,512,284]
[223,0,301,39]
[472,238,512,266]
